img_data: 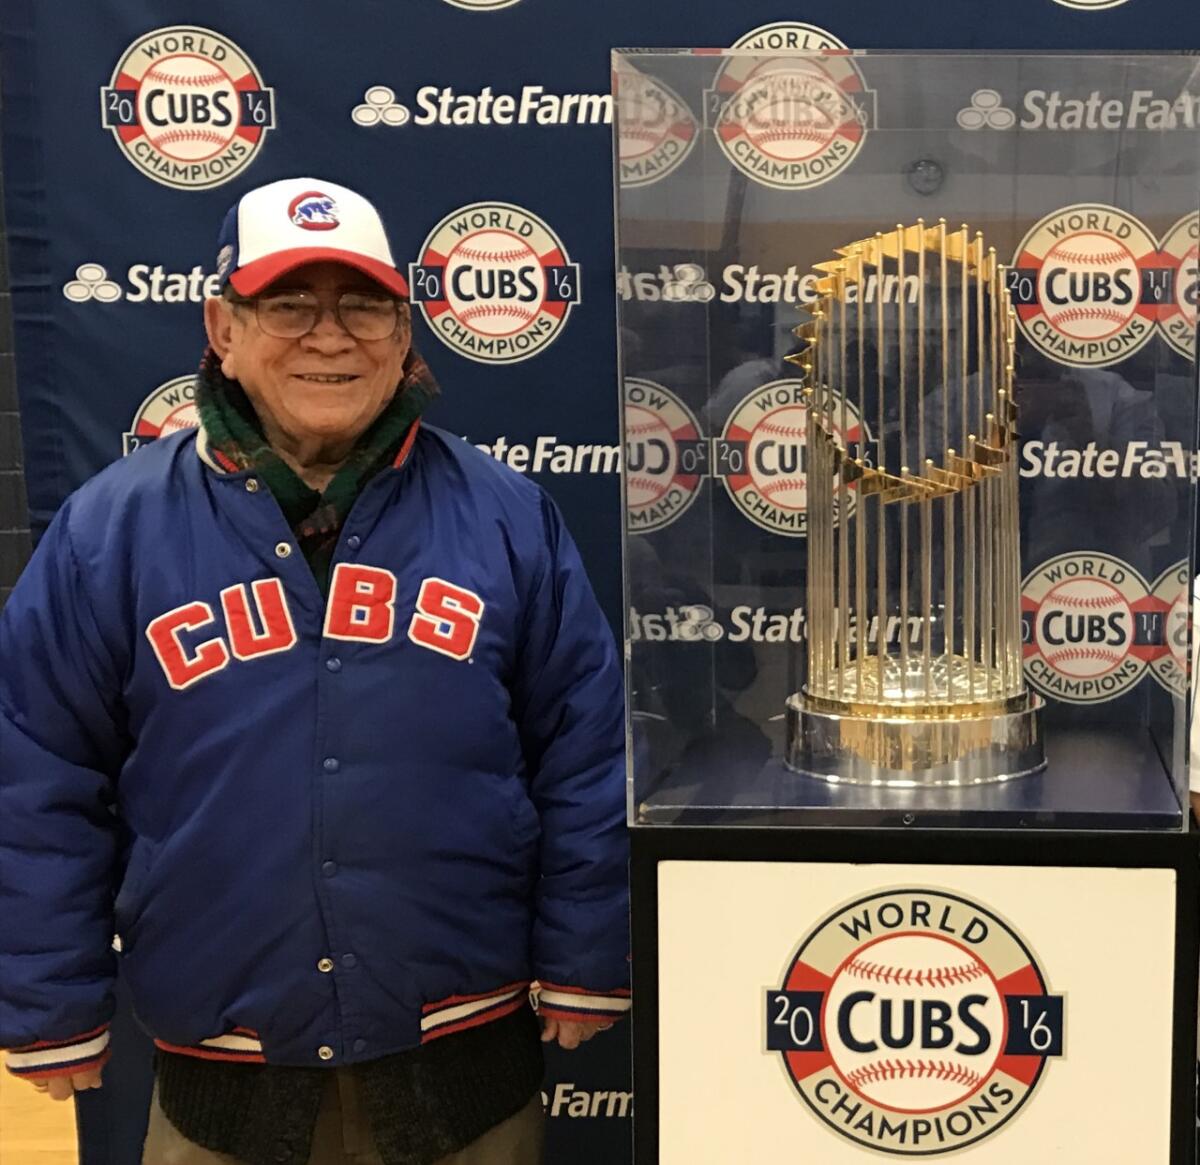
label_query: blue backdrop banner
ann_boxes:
[3,2,1199,1162]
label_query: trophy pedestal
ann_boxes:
[785,689,1045,787]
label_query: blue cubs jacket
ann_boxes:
[0,422,630,1080]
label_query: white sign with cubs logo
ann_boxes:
[658,861,1176,1164]
[1021,551,1155,704]
[625,379,706,534]
[410,203,580,364]
[123,375,199,456]
[101,27,274,190]
[1009,204,1157,367]
[1157,213,1198,361]
[717,379,867,538]
[710,23,872,192]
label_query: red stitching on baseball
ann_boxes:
[143,68,228,88]
[1046,307,1129,327]
[1046,592,1124,611]
[626,419,669,436]
[147,129,231,149]
[844,957,985,988]
[745,127,831,145]
[622,128,666,145]
[1046,246,1128,266]
[458,304,538,323]
[628,476,666,497]
[455,246,531,264]
[846,1059,984,1090]
[1043,646,1126,668]
[757,479,806,498]
[756,422,807,439]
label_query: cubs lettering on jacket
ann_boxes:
[146,570,485,689]
[0,423,629,1080]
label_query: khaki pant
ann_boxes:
[142,1072,545,1165]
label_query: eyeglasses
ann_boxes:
[232,290,405,341]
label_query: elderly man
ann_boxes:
[0,178,630,1165]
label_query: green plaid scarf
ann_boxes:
[196,346,439,596]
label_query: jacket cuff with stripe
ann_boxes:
[4,1025,112,1080]
[535,983,632,1024]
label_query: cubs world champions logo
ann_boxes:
[1158,213,1198,361]
[1021,552,1157,703]
[123,376,198,455]
[614,61,698,188]
[625,379,706,534]
[1009,205,1157,367]
[711,23,871,192]
[767,888,1064,1155]
[101,27,275,190]
[717,379,866,537]
[410,203,580,364]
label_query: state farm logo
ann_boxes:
[100,26,274,190]
[1158,213,1198,360]
[1010,204,1157,367]
[410,203,579,364]
[1021,552,1158,704]
[717,379,867,537]
[961,88,1196,131]
[711,23,871,191]
[62,262,219,304]
[614,62,697,187]
[625,379,706,534]
[767,888,1063,1155]
[123,375,198,455]
[351,84,610,128]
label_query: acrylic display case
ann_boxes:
[616,49,1200,1163]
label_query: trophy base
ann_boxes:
[785,690,1046,787]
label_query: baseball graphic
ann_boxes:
[824,934,1003,1111]
[101,27,274,190]
[614,62,698,188]
[123,376,199,456]
[713,23,871,192]
[719,379,866,538]
[410,203,580,365]
[139,56,239,161]
[443,231,544,336]
[626,408,676,509]
[1022,552,1151,703]
[1149,560,1189,698]
[1034,577,1132,678]
[768,888,1064,1156]
[1038,233,1140,340]
[1157,213,1198,361]
[1010,204,1156,367]
[625,379,705,534]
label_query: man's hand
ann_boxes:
[540,1017,614,1050]
[29,1068,103,1100]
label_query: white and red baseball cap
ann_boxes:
[215,177,409,298]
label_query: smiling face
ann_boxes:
[204,261,411,457]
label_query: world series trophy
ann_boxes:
[786,220,1046,786]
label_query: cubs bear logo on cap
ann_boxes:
[216,177,409,298]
